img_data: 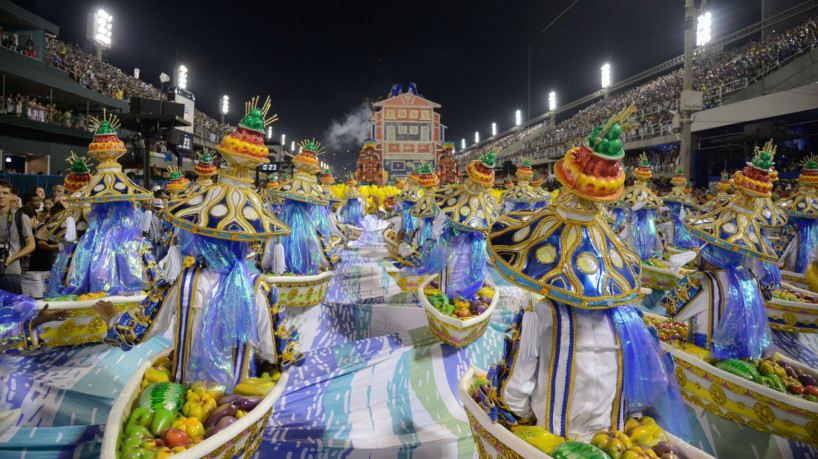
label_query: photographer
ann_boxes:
[0,180,35,293]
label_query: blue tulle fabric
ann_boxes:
[701,245,771,360]
[314,205,333,240]
[793,217,818,272]
[45,243,76,299]
[0,290,38,341]
[609,305,692,440]
[341,198,364,227]
[183,234,258,390]
[666,202,699,249]
[415,218,435,248]
[280,200,322,275]
[742,234,781,290]
[631,208,661,260]
[445,231,487,298]
[57,202,146,296]
[400,206,418,237]
[611,207,627,233]
[404,227,451,276]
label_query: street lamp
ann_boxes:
[601,63,611,89]
[461,138,466,150]
[220,95,229,124]
[177,65,188,90]
[548,91,557,111]
[515,109,522,127]
[696,11,712,46]
[91,9,112,60]
[474,131,480,144]
[491,122,497,137]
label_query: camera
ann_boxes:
[0,242,9,275]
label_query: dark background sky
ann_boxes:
[22,0,801,172]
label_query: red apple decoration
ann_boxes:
[161,428,189,448]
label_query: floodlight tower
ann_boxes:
[491,122,497,137]
[89,9,112,60]
[221,95,229,124]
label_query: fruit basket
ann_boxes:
[384,266,437,293]
[418,277,498,349]
[101,347,290,459]
[266,271,333,308]
[344,225,363,241]
[383,228,399,259]
[36,294,147,347]
[780,269,808,289]
[644,314,818,446]
[767,283,818,333]
[459,366,714,459]
[641,259,687,291]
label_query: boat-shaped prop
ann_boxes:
[384,266,436,294]
[781,269,809,290]
[101,347,290,458]
[418,276,498,349]
[266,271,333,308]
[36,294,146,347]
[767,282,818,333]
[459,366,715,459]
[641,259,689,291]
[383,228,399,259]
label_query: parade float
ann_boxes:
[469,106,696,457]
[37,115,152,347]
[410,150,499,348]
[652,143,818,442]
[500,159,539,214]
[265,139,334,308]
[101,97,300,458]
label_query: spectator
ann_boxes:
[0,180,34,294]
[42,197,54,214]
[51,184,65,200]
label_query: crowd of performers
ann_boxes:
[3,97,818,456]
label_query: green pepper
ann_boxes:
[123,424,152,439]
[805,394,818,402]
[126,407,154,430]
[766,374,787,392]
[120,435,144,454]
[122,448,157,459]
[550,441,610,459]
[149,408,176,436]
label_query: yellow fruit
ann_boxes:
[144,367,171,384]
[510,425,565,454]
[234,380,275,396]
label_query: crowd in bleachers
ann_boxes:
[461,17,818,171]
[1,93,90,129]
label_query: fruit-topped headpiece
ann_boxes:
[553,104,635,201]
[798,154,818,187]
[415,162,439,188]
[530,172,543,188]
[320,167,336,185]
[780,154,818,219]
[346,173,358,186]
[194,149,218,181]
[504,176,514,189]
[165,166,189,194]
[281,173,290,183]
[515,158,534,182]
[66,113,151,204]
[266,179,279,189]
[632,152,653,182]
[465,150,496,188]
[293,138,323,174]
[64,152,93,193]
[217,96,277,183]
[395,179,407,190]
[716,170,732,194]
[732,139,776,197]
[407,166,421,186]
[164,97,290,241]
[684,182,693,193]
[670,167,686,187]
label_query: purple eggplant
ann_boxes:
[777,360,798,379]
[236,396,262,411]
[799,372,817,387]
[205,416,237,438]
[217,394,243,406]
[205,403,238,431]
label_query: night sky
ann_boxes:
[23,0,793,173]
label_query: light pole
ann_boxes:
[491,122,497,137]
[474,131,480,144]
[548,91,557,111]
[280,134,285,165]
[177,65,188,90]
[461,138,466,150]
[680,0,695,181]
[515,109,522,127]
[601,63,611,99]
[221,95,229,124]
[696,11,712,46]
[91,9,112,60]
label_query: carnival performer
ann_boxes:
[164,166,189,203]
[481,106,689,441]
[619,152,666,261]
[50,114,153,297]
[660,143,778,361]
[405,162,439,250]
[405,151,498,299]
[266,139,331,275]
[338,173,365,228]
[658,168,700,250]
[185,149,218,196]
[389,167,422,242]
[265,177,284,216]
[779,155,818,273]
[700,170,732,213]
[94,97,299,390]
[500,159,539,213]
[316,168,345,262]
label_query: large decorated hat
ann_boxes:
[716,171,732,194]
[415,162,439,188]
[553,105,634,201]
[503,176,514,189]
[217,96,274,166]
[780,155,818,219]
[63,152,93,193]
[489,108,641,308]
[442,141,455,152]
[503,162,539,205]
[632,152,653,182]
[66,114,151,204]
[194,149,218,182]
[399,167,423,203]
[530,172,543,188]
[346,173,358,186]
[270,139,329,206]
[435,150,499,232]
[685,144,779,262]
[410,163,439,219]
[515,159,534,181]
[165,166,190,195]
[670,167,686,187]
[41,205,90,243]
[165,97,290,241]
[319,168,336,185]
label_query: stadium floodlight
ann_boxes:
[266,126,273,141]
[93,9,112,48]
[281,134,286,147]
[177,65,188,90]
[491,122,497,137]
[290,141,295,152]
[221,95,229,115]
[601,63,611,89]
[474,131,480,144]
[461,138,466,150]
[548,91,557,111]
[697,11,712,46]
[515,110,522,127]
